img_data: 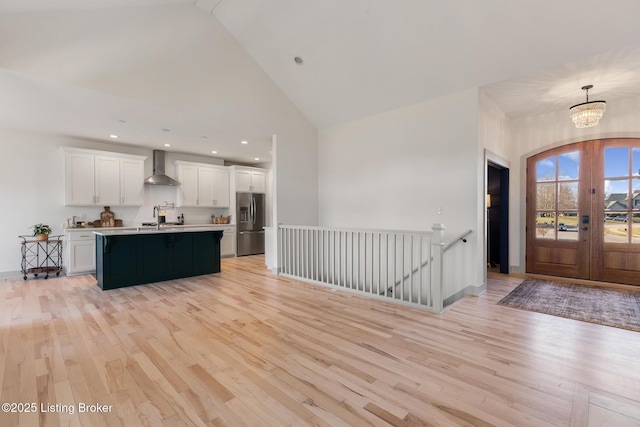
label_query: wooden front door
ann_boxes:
[526,138,640,285]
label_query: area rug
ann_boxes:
[498,278,640,332]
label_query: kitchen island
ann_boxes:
[94,227,223,290]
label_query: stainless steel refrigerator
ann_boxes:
[236,192,265,256]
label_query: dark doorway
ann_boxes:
[488,162,509,274]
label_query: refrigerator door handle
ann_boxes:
[252,197,256,225]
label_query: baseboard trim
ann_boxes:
[444,283,487,307]
[0,270,23,279]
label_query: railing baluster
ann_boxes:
[419,235,423,306]
[401,234,405,302]
[275,224,450,313]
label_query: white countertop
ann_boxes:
[66,224,234,232]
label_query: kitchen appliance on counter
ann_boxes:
[236,192,265,256]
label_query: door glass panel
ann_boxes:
[536,212,555,239]
[558,151,579,180]
[536,183,556,210]
[633,178,640,210]
[604,179,629,210]
[557,212,578,241]
[558,182,578,210]
[604,217,629,243]
[604,179,629,243]
[605,147,629,178]
[632,148,640,177]
[536,157,556,181]
[633,213,640,244]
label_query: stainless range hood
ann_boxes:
[144,150,181,186]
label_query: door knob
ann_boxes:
[582,226,589,231]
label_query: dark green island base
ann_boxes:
[95,228,223,290]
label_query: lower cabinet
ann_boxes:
[96,230,223,290]
[65,230,96,275]
[219,225,236,257]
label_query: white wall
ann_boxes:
[318,88,481,299]
[509,95,640,273]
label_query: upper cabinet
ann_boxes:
[175,161,229,208]
[63,147,146,206]
[232,166,266,193]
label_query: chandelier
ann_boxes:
[569,85,606,128]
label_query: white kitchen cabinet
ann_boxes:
[219,225,236,257]
[213,167,230,207]
[119,157,146,205]
[63,147,146,206]
[94,156,121,206]
[65,230,96,275]
[233,166,266,193]
[175,161,229,207]
[65,151,95,205]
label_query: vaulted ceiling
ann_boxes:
[1,0,640,161]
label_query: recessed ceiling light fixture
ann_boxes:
[164,143,171,147]
[241,140,248,145]
[109,134,118,139]
[569,85,606,128]
[254,157,260,161]
[294,56,303,65]
[211,150,217,154]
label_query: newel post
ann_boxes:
[431,223,445,313]
[274,223,282,275]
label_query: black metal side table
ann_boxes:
[19,235,63,280]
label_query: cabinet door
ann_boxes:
[220,228,236,257]
[65,153,95,205]
[68,239,96,274]
[213,167,230,207]
[250,171,267,193]
[120,158,144,205]
[177,164,199,207]
[198,167,215,207]
[235,169,252,192]
[95,156,121,205]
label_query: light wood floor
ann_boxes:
[1,256,639,426]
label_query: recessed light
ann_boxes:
[162,128,171,132]
[254,157,260,161]
[211,151,217,154]
[241,140,248,145]
[164,143,171,147]
[109,134,118,139]
[294,56,303,65]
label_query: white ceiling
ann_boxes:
[1,0,640,160]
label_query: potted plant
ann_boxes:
[31,223,52,241]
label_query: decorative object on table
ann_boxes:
[100,206,115,227]
[31,223,52,241]
[212,215,231,224]
[90,219,123,227]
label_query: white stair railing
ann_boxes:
[276,224,447,313]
